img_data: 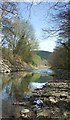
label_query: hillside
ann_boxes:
[35,50,52,60]
[1,50,52,73]
[31,50,52,68]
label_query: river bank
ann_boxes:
[2,79,70,120]
[0,58,49,73]
[0,59,33,73]
[20,79,70,120]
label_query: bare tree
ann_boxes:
[42,2,69,48]
[0,2,19,48]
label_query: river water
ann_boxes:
[1,68,53,118]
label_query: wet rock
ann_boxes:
[20,109,30,118]
[49,97,58,103]
[21,109,30,114]
[60,95,67,99]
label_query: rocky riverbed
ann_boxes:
[31,80,70,120]
[2,79,70,120]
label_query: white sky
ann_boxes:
[39,38,56,52]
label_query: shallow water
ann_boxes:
[1,68,53,118]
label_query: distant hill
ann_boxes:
[35,50,52,60]
[31,50,52,68]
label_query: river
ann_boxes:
[1,68,53,118]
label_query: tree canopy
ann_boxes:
[48,2,70,79]
[1,2,38,65]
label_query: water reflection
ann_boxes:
[2,72,38,100]
[2,71,52,118]
[28,82,47,91]
[32,68,54,75]
[2,72,51,100]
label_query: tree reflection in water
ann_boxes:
[2,71,51,118]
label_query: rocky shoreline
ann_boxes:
[22,79,70,120]
[0,59,34,73]
[2,79,70,120]
[0,59,48,73]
